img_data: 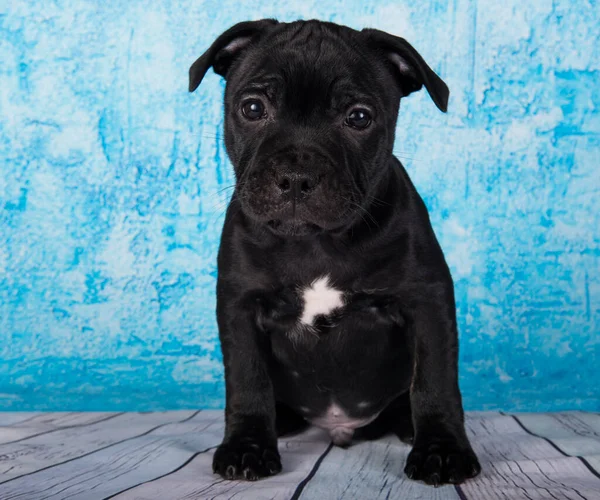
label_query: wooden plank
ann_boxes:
[296,434,460,500]
[463,457,595,500]
[459,413,600,500]
[515,412,600,455]
[0,410,197,480]
[0,413,41,426]
[113,426,332,500]
[0,412,121,445]
[0,411,598,500]
[512,412,600,484]
[566,412,600,434]
[0,411,223,500]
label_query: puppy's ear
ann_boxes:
[189,19,278,92]
[362,28,449,112]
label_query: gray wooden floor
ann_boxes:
[0,411,599,499]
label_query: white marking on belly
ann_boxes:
[330,427,354,446]
[308,403,380,446]
[299,276,344,326]
[357,401,371,409]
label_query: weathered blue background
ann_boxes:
[1,0,598,412]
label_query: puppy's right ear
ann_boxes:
[188,19,278,92]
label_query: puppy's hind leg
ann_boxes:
[389,391,414,444]
[357,392,414,444]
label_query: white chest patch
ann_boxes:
[299,276,344,326]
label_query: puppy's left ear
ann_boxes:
[189,19,278,92]
[362,29,449,112]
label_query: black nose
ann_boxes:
[276,172,321,198]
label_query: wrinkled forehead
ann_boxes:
[226,29,390,111]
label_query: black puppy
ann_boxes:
[189,19,481,486]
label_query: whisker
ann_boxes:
[205,187,253,218]
[215,184,237,195]
[369,196,392,208]
[194,134,227,144]
[338,195,379,230]
[390,148,421,162]
[348,199,379,226]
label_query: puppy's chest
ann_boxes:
[267,276,412,444]
[259,274,403,337]
[297,276,345,327]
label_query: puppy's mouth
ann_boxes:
[266,219,323,237]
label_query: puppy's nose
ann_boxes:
[276,172,320,198]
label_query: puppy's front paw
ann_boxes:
[404,437,480,486]
[212,437,282,481]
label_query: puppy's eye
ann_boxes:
[346,108,372,129]
[242,100,265,120]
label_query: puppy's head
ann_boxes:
[189,20,448,237]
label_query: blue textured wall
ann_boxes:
[1,1,598,412]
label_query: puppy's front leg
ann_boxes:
[404,288,481,486]
[212,289,281,481]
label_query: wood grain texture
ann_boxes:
[0,411,196,480]
[0,412,124,445]
[295,434,461,500]
[0,411,598,500]
[113,427,332,500]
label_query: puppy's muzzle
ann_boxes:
[269,148,325,205]
[275,170,322,201]
[248,148,329,222]
[240,145,349,235]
